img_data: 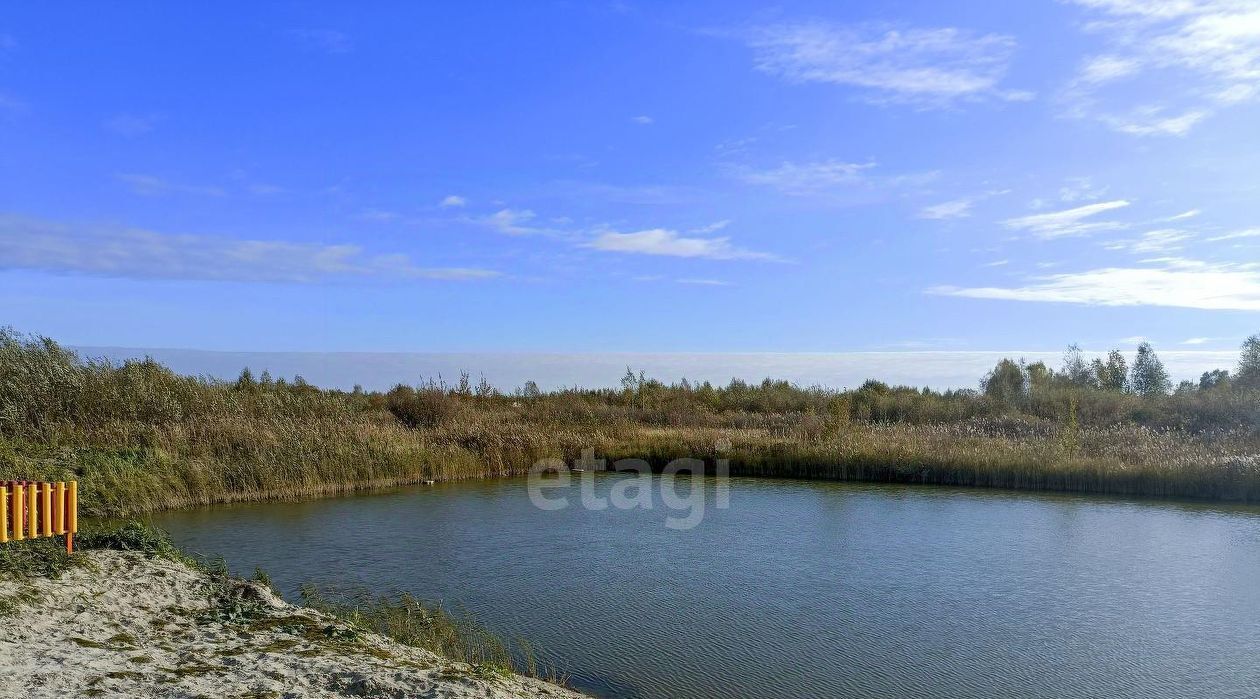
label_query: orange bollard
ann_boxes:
[0,486,8,543]
[11,484,23,541]
[54,482,66,535]
[41,482,52,537]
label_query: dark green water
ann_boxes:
[150,476,1260,699]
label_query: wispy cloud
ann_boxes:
[0,215,498,283]
[1206,228,1260,242]
[1065,0,1260,135]
[1103,228,1191,253]
[631,115,654,125]
[920,198,975,220]
[586,228,777,260]
[1182,337,1213,345]
[440,195,467,208]
[733,159,875,195]
[289,28,353,54]
[115,173,226,197]
[1002,200,1131,239]
[930,258,1260,311]
[479,208,545,236]
[741,21,1029,107]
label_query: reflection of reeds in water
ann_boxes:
[299,585,567,683]
[1,328,1257,516]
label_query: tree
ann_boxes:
[1199,369,1230,391]
[1061,344,1096,388]
[982,358,1026,405]
[1130,342,1170,397]
[1237,334,1260,390]
[234,367,255,390]
[1025,361,1053,393]
[1093,350,1129,392]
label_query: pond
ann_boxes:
[150,475,1260,699]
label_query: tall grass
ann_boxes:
[1,328,1258,514]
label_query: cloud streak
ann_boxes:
[0,216,498,283]
[743,21,1028,106]
[1002,200,1131,239]
[931,258,1260,311]
[587,228,777,260]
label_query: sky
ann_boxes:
[2,1,1259,369]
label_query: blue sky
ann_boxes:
[2,1,1258,357]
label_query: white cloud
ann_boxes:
[1002,200,1131,239]
[1101,107,1208,136]
[1104,228,1191,253]
[115,173,225,197]
[1066,0,1260,135]
[920,198,974,220]
[480,208,541,235]
[1206,228,1260,241]
[0,215,498,283]
[744,22,1026,106]
[1182,337,1212,345]
[1058,176,1109,203]
[440,195,467,208]
[586,228,775,260]
[1166,208,1201,221]
[631,115,654,125]
[930,258,1260,310]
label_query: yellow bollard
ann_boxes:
[41,482,52,537]
[66,481,78,553]
[27,483,37,540]
[12,484,23,541]
[0,486,8,543]
[54,482,66,535]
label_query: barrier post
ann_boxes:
[54,482,66,535]
[26,483,37,540]
[12,484,23,541]
[40,483,52,537]
[0,486,7,543]
[66,481,78,554]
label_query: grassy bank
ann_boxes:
[1,329,1258,514]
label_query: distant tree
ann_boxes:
[1025,361,1053,392]
[521,380,541,399]
[982,358,1026,405]
[1130,342,1171,397]
[1061,344,1096,388]
[259,369,273,386]
[1237,334,1260,390]
[234,367,256,390]
[1199,369,1230,391]
[455,371,473,397]
[1093,350,1129,392]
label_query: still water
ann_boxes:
[151,476,1260,699]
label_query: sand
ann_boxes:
[0,551,589,699]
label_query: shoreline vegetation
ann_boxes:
[0,524,581,698]
[1,328,1258,516]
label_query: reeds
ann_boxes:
[1,328,1258,515]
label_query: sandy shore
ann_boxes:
[0,551,589,699]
